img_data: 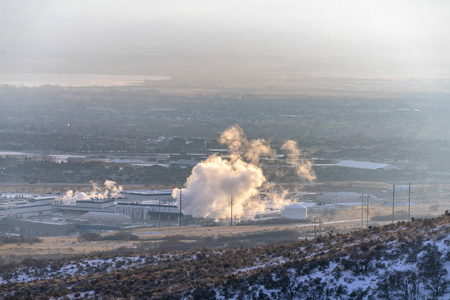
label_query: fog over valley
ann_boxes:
[1,1,450,299]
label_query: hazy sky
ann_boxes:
[1,0,449,80]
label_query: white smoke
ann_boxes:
[175,155,265,219]
[175,125,316,220]
[61,180,123,204]
[281,140,316,182]
[219,125,276,164]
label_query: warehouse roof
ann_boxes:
[335,160,398,170]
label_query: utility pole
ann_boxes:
[366,194,370,227]
[361,194,364,229]
[168,199,170,228]
[313,218,317,238]
[408,182,411,222]
[163,199,166,228]
[392,184,395,224]
[313,218,322,237]
[230,194,233,226]
[179,189,182,227]
[158,199,161,228]
[319,219,322,237]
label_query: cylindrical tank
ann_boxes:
[281,203,307,219]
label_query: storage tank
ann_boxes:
[281,203,307,220]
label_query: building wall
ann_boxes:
[116,204,180,222]
[5,218,76,236]
[281,207,307,220]
[75,200,113,209]
[0,203,52,218]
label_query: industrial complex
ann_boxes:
[0,159,397,237]
[0,187,318,237]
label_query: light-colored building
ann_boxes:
[56,199,116,213]
[121,190,174,201]
[116,202,180,222]
[335,160,398,170]
[281,203,307,220]
[0,202,52,218]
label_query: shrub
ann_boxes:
[418,243,448,297]
[78,232,101,242]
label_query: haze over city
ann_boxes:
[1,0,450,93]
[1,1,450,299]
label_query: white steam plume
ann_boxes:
[61,180,123,204]
[175,125,315,220]
[245,139,277,164]
[219,124,276,164]
[175,155,266,219]
[218,124,247,154]
[281,140,316,182]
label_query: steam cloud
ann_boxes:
[175,125,315,219]
[61,180,123,204]
[281,140,316,182]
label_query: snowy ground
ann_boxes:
[1,219,449,299]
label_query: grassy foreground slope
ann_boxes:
[1,214,450,299]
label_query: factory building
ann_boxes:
[28,196,58,204]
[121,190,173,201]
[0,202,52,218]
[4,218,75,236]
[116,202,181,222]
[56,199,116,213]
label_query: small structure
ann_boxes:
[281,203,307,220]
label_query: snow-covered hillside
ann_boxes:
[0,215,449,299]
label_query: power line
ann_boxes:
[408,182,411,222]
[366,194,370,228]
[392,184,395,224]
[361,194,364,229]
[179,189,182,227]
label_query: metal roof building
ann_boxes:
[116,202,180,223]
[335,160,398,170]
[0,202,52,218]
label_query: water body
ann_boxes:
[0,151,167,166]
[0,73,171,87]
[0,151,86,163]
